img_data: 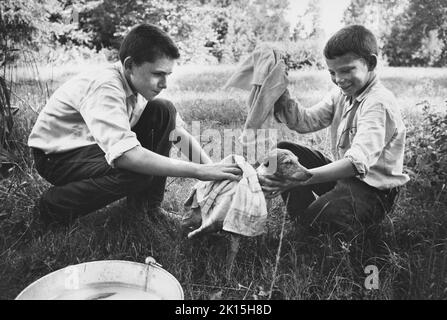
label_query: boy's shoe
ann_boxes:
[146,206,183,239]
[126,195,148,213]
[30,197,69,236]
[30,198,54,236]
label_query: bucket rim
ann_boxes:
[15,259,184,300]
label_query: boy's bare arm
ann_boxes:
[260,158,356,196]
[114,146,239,181]
[305,158,356,185]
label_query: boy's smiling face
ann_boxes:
[325,53,375,98]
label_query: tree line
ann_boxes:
[1,0,446,67]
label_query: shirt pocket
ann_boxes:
[337,126,357,150]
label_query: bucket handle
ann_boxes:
[144,256,162,268]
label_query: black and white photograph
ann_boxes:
[0,0,446,304]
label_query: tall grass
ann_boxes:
[0,62,446,300]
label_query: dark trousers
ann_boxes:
[276,141,399,235]
[32,99,177,223]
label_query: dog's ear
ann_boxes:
[282,153,298,166]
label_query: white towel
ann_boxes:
[184,155,267,238]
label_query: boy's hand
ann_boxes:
[258,173,311,199]
[196,163,242,181]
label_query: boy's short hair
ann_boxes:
[119,23,180,65]
[324,25,378,68]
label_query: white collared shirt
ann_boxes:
[28,62,185,167]
[274,75,410,190]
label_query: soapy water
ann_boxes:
[52,282,162,300]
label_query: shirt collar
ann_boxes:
[342,74,379,116]
[353,73,379,103]
[115,61,137,99]
[343,75,379,116]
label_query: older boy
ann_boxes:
[261,25,409,236]
[28,23,241,226]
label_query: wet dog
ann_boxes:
[256,148,312,186]
[180,148,312,277]
[180,148,311,234]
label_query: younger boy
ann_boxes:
[260,25,409,236]
[28,23,241,227]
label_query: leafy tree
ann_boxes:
[291,0,324,41]
[66,0,219,64]
[196,0,290,62]
[342,0,408,50]
[382,0,447,66]
[343,0,447,66]
[218,3,258,62]
[250,0,290,42]
[304,0,324,40]
[0,0,98,59]
[291,17,307,41]
[342,0,369,25]
[50,0,104,49]
[0,0,65,176]
[0,0,64,63]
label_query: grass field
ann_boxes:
[0,63,446,300]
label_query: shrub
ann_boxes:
[405,101,447,193]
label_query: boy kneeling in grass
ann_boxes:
[28,23,241,228]
[260,25,409,237]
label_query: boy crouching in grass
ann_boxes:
[260,25,409,238]
[28,23,241,229]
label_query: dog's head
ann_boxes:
[256,148,312,181]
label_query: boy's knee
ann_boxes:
[276,141,307,154]
[303,195,384,236]
[277,140,298,150]
[147,98,177,118]
[275,141,313,160]
[303,203,354,236]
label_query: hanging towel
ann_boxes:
[224,44,289,145]
[184,155,268,238]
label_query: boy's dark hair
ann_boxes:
[119,23,180,65]
[324,25,378,69]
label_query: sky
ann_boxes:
[286,0,351,38]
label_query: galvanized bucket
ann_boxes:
[15,257,183,300]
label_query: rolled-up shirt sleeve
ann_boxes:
[344,103,387,178]
[274,89,336,133]
[79,82,141,167]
